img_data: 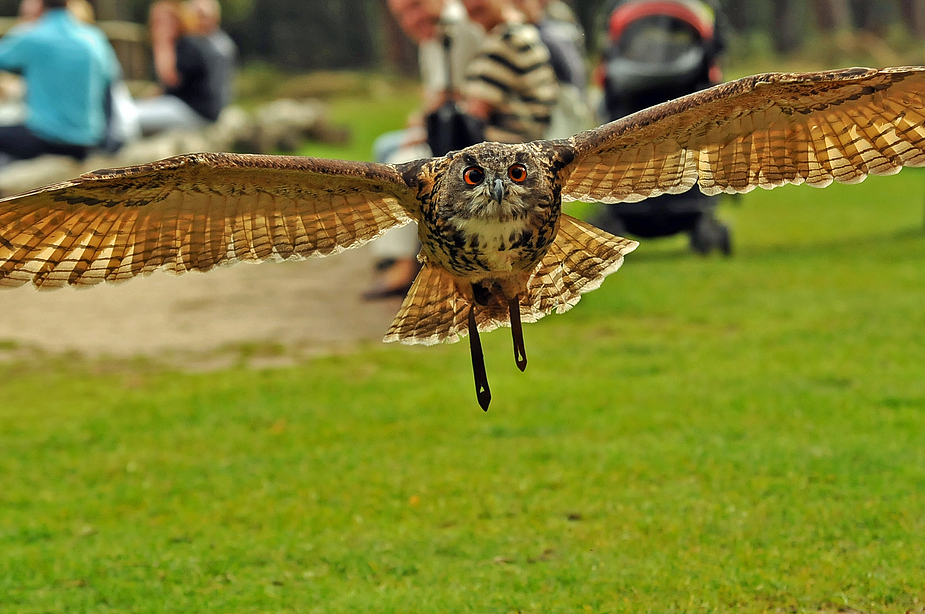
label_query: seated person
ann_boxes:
[136,0,236,135]
[365,0,483,300]
[64,0,142,152]
[0,0,120,163]
[513,0,592,138]
[190,0,237,110]
[461,0,559,144]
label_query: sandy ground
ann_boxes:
[0,246,402,368]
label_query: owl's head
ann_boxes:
[437,142,556,222]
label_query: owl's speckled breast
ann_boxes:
[419,208,559,282]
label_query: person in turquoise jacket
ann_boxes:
[0,0,120,162]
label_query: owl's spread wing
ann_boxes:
[561,66,925,203]
[0,152,420,289]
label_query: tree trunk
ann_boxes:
[812,0,852,31]
[722,0,754,31]
[382,4,418,77]
[94,0,123,21]
[900,0,925,36]
[772,0,803,54]
[851,0,893,34]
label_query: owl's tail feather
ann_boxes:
[382,263,495,409]
[382,264,525,346]
[521,214,639,323]
[382,261,470,346]
[382,215,637,410]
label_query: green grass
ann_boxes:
[2,170,924,612]
[3,84,925,611]
[295,79,421,163]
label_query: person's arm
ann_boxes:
[0,31,28,74]
[98,31,122,86]
[174,38,206,84]
[465,97,494,122]
[460,44,506,125]
[149,2,180,87]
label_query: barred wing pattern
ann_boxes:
[525,215,638,320]
[561,67,925,203]
[0,153,417,289]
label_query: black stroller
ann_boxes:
[596,0,731,255]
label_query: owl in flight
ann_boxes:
[1,67,924,409]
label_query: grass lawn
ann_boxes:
[2,88,925,612]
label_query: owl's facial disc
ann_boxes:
[456,152,532,221]
[461,164,502,214]
[464,168,508,218]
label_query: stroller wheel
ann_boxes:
[589,208,627,238]
[689,214,732,256]
[718,224,733,256]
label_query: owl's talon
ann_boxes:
[468,304,491,411]
[508,295,527,372]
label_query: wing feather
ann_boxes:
[103,208,137,283]
[0,152,419,289]
[562,66,925,202]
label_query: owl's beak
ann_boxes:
[491,177,506,204]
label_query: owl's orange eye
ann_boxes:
[508,164,527,183]
[463,166,484,185]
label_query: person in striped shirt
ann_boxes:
[461,0,560,143]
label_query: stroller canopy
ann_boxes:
[608,0,716,45]
[602,0,721,113]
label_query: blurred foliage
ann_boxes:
[222,0,384,71]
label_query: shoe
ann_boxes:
[361,258,421,301]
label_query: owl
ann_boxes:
[1,67,924,410]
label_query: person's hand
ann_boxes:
[465,98,493,121]
[400,125,427,147]
[155,58,180,88]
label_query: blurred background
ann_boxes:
[3,1,925,87]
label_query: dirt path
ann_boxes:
[0,246,402,368]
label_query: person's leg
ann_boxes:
[370,223,419,262]
[363,221,421,299]
[44,140,91,161]
[0,125,92,164]
[373,129,409,164]
[0,124,49,161]
[135,95,209,135]
[363,141,430,299]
